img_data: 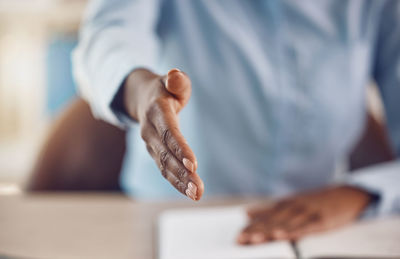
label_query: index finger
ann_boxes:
[148,99,203,198]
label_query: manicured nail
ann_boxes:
[250,232,265,244]
[183,158,195,172]
[185,182,197,200]
[185,189,195,200]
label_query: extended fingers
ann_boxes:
[147,99,203,198]
[136,68,202,200]
[141,121,202,200]
[148,99,197,168]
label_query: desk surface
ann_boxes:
[0,193,265,259]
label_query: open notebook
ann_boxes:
[158,206,400,259]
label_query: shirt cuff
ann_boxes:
[90,56,138,128]
[72,47,155,128]
[343,160,400,218]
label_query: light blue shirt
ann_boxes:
[73,0,400,216]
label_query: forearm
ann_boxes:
[72,0,161,126]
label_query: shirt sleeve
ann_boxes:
[345,0,400,217]
[72,0,161,127]
[345,161,400,217]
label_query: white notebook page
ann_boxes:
[158,206,294,259]
[298,216,400,258]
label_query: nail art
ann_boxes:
[185,188,196,200]
[185,181,197,200]
[183,158,195,172]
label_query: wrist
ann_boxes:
[123,68,160,122]
[339,185,376,208]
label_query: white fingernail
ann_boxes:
[183,158,195,172]
[185,188,195,200]
[185,182,197,200]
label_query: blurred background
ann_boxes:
[0,0,386,195]
[0,0,87,194]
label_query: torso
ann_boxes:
[121,0,381,200]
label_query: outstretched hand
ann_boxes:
[123,68,204,200]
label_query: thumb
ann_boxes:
[163,68,191,106]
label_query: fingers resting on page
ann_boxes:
[237,186,373,245]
